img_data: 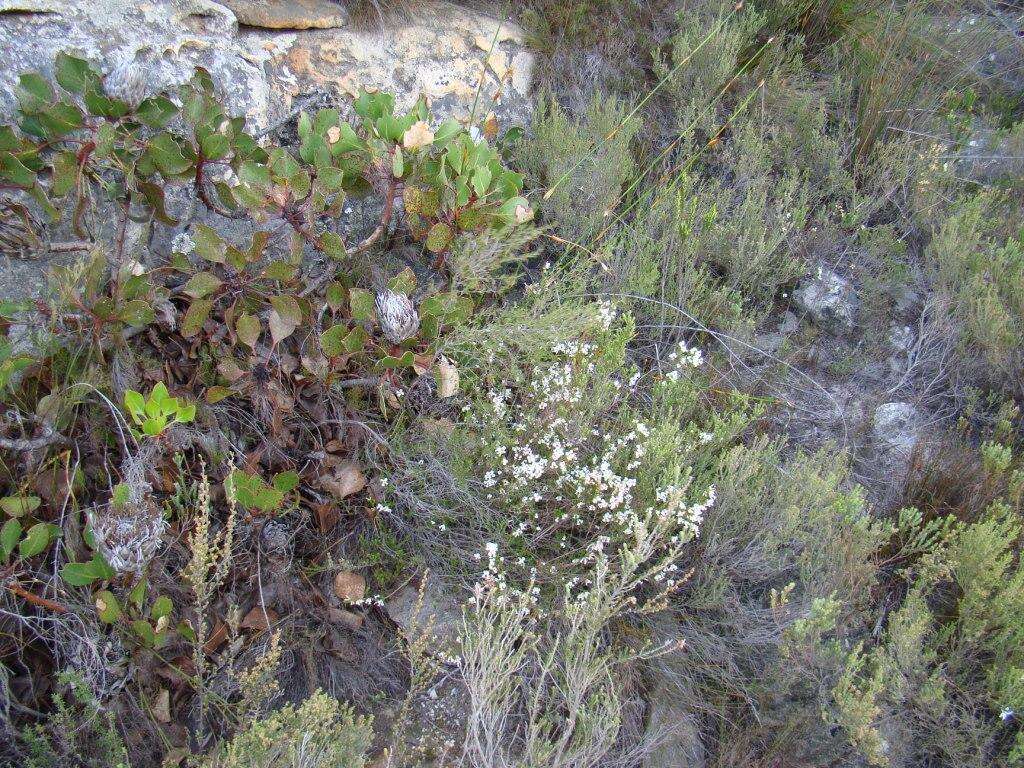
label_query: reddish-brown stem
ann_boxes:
[351,178,399,255]
[7,583,68,614]
[194,157,245,219]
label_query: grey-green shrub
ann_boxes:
[518,92,639,244]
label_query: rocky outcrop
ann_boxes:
[0,0,535,299]
[873,401,925,468]
[793,267,859,335]
[0,0,534,129]
[219,0,349,29]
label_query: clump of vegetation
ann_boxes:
[2,1,1024,766]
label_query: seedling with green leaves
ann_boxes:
[123,382,196,437]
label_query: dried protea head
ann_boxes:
[104,52,151,107]
[375,289,419,344]
[88,450,165,574]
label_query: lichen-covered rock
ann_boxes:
[873,401,923,458]
[219,0,349,29]
[0,0,280,127]
[0,0,535,297]
[0,0,534,128]
[794,267,859,335]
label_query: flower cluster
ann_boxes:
[473,319,715,606]
[664,340,705,382]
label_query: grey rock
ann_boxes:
[778,310,799,335]
[955,124,1024,185]
[794,268,859,335]
[873,401,923,457]
[387,573,463,655]
[0,0,281,128]
[0,0,536,300]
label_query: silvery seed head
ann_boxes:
[375,289,419,344]
[104,51,151,107]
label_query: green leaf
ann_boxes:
[262,260,295,282]
[376,350,417,370]
[234,313,261,348]
[112,483,130,506]
[136,96,179,128]
[181,298,214,338]
[94,121,117,157]
[314,108,340,135]
[0,495,40,518]
[17,72,53,113]
[94,589,122,623]
[317,165,345,192]
[297,111,312,141]
[205,386,234,404]
[328,123,364,155]
[288,169,311,199]
[0,519,22,562]
[472,165,492,197]
[55,53,94,93]
[119,299,155,327]
[150,595,173,620]
[272,470,300,494]
[388,267,417,295]
[132,619,156,646]
[349,288,374,322]
[326,282,346,312]
[36,102,84,139]
[225,470,284,513]
[129,577,147,610]
[0,152,36,188]
[142,417,165,437]
[239,160,271,190]
[268,294,301,345]
[83,86,130,119]
[354,89,395,122]
[433,119,462,147]
[300,134,331,169]
[392,146,404,178]
[60,560,106,587]
[193,224,226,263]
[123,389,145,421]
[320,231,345,260]
[148,132,194,176]
[0,126,20,152]
[175,403,196,424]
[182,271,223,299]
[151,382,170,406]
[200,133,230,160]
[321,324,366,356]
[321,324,350,356]
[51,150,79,198]
[18,522,54,558]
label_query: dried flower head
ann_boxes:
[88,451,165,574]
[403,120,434,150]
[375,289,419,344]
[104,52,151,107]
